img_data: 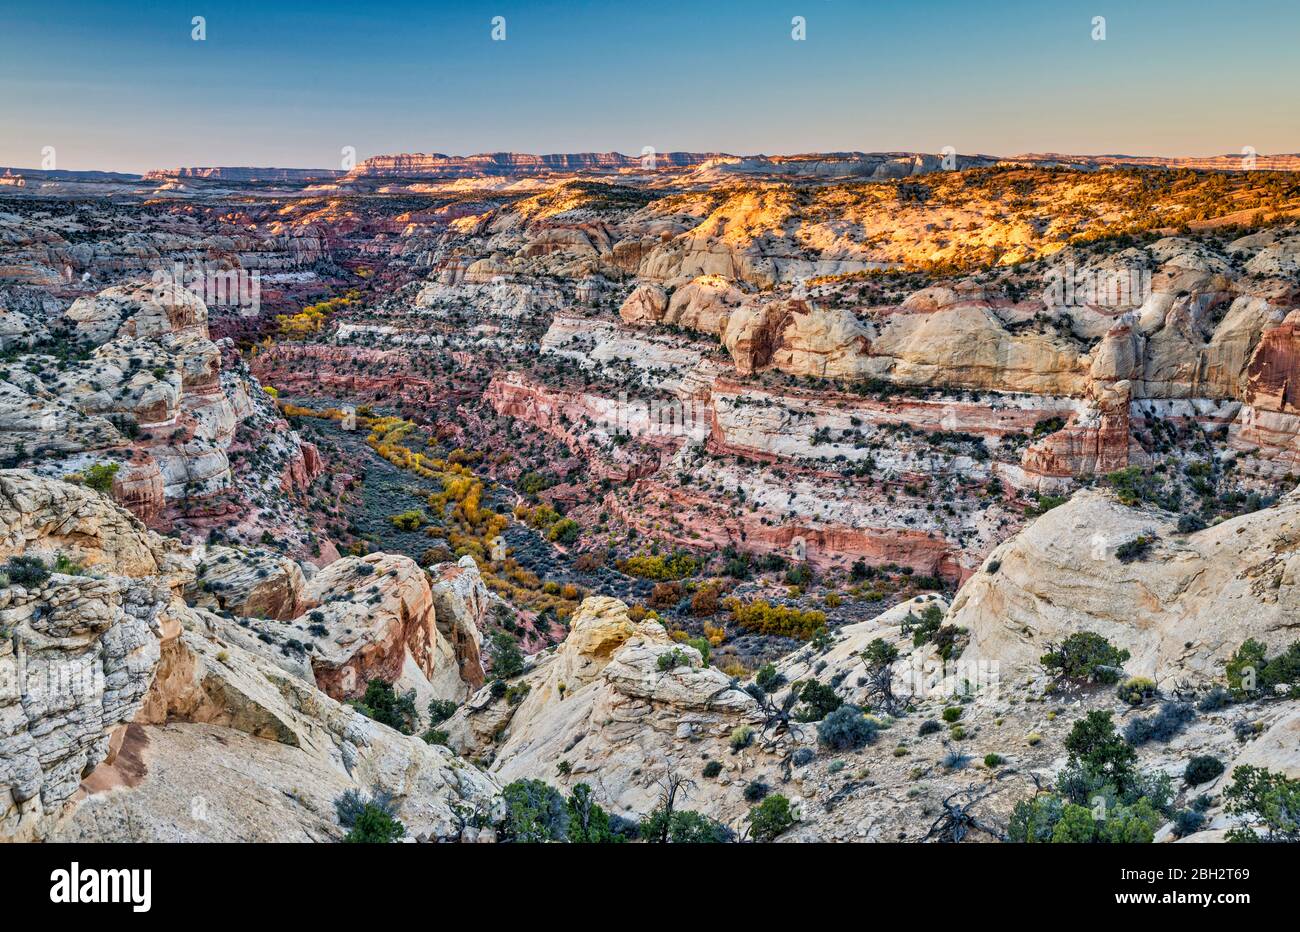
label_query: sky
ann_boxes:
[2,0,1299,173]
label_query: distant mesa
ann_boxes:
[142,166,346,183]
[1005,151,1300,172]
[344,151,721,180]
[341,150,1300,183]
[0,167,142,183]
[11,151,1300,196]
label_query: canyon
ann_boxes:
[1,151,1299,844]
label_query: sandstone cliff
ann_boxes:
[0,472,500,842]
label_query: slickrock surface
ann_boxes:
[446,596,771,824]
[952,488,1300,686]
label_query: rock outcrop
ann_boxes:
[302,553,450,704]
[186,544,308,620]
[950,487,1300,685]
[444,596,771,823]
[428,556,491,694]
[0,472,500,842]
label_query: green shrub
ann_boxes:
[1008,794,1064,843]
[1258,639,1300,691]
[1184,755,1225,786]
[428,698,459,725]
[1063,710,1138,796]
[903,603,943,646]
[640,807,733,844]
[335,789,405,844]
[747,794,795,842]
[1124,701,1195,746]
[518,471,553,497]
[743,780,769,803]
[784,563,814,587]
[901,603,965,660]
[657,647,692,672]
[1050,804,1096,843]
[1226,638,1268,695]
[729,725,755,751]
[500,779,569,842]
[1097,798,1162,843]
[1172,808,1206,837]
[941,750,970,770]
[984,753,1004,768]
[82,461,120,494]
[1026,493,1068,516]
[1106,466,1163,507]
[547,518,580,546]
[1223,765,1300,843]
[861,638,899,667]
[1117,676,1157,705]
[566,783,623,843]
[817,705,879,750]
[685,636,711,666]
[1040,632,1130,684]
[1115,535,1156,563]
[490,630,525,678]
[941,706,963,723]
[754,662,785,692]
[1197,686,1231,711]
[2,555,50,587]
[351,680,418,735]
[52,553,85,575]
[793,680,843,722]
[1177,513,1207,533]
[388,510,423,531]
[702,760,722,778]
[918,719,942,736]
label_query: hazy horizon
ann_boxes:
[5,0,1300,173]
[10,147,1300,176]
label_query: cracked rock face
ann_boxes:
[0,574,167,838]
[0,471,183,840]
[0,472,502,842]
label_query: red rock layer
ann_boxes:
[1245,315,1300,415]
[606,481,964,582]
[1019,409,1135,479]
[251,344,447,410]
[484,373,676,481]
[111,454,167,528]
[311,601,438,702]
[280,441,323,493]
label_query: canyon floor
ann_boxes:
[2,152,1299,844]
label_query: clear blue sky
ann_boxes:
[3,0,1298,172]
